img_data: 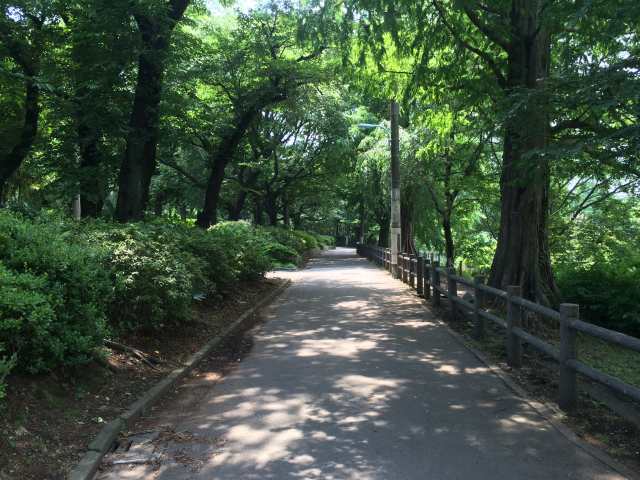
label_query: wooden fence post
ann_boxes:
[431,261,440,306]
[416,256,424,296]
[473,276,486,339]
[409,254,416,289]
[447,267,457,320]
[506,285,523,368]
[559,303,579,411]
[402,254,407,284]
[424,259,431,299]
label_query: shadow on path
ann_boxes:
[98,248,627,480]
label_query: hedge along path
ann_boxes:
[68,278,291,480]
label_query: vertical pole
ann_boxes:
[416,256,424,296]
[431,261,440,306]
[559,303,579,411]
[473,276,486,339]
[447,267,457,320]
[390,100,401,279]
[506,285,523,368]
[403,255,409,283]
[424,259,431,299]
[73,194,82,220]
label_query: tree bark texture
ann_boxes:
[77,123,104,217]
[115,0,190,222]
[0,21,41,197]
[488,0,559,304]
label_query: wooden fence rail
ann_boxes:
[356,244,640,412]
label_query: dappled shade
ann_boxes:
[98,249,623,480]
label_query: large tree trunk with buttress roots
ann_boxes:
[488,0,559,305]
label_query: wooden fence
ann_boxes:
[357,244,640,412]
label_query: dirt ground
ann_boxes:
[0,278,282,480]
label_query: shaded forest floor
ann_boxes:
[0,278,283,480]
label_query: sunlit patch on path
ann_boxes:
[98,248,627,480]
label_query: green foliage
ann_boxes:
[455,232,496,275]
[557,260,640,337]
[293,230,318,251]
[209,221,273,281]
[97,226,195,332]
[314,234,335,248]
[0,212,110,372]
[170,225,236,295]
[264,242,300,266]
[260,226,307,254]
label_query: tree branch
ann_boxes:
[460,1,510,52]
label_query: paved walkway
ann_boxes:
[99,248,627,480]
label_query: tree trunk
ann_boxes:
[154,192,165,216]
[0,73,40,196]
[254,198,264,225]
[78,123,104,217]
[377,215,390,247]
[115,1,190,222]
[401,200,416,254]
[229,168,258,220]
[443,215,455,267]
[197,148,227,228]
[196,108,261,229]
[179,203,187,220]
[229,190,248,221]
[282,198,290,227]
[115,37,164,222]
[264,191,279,226]
[489,0,558,304]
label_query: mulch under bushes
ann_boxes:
[0,278,281,480]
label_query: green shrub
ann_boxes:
[177,226,237,294]
[265,242,300,265]
[209,221,273,281]
[557,260,640,337]
[0,212,110,372]
[260,226,307,254]
[0,265,57,372]
[314,234,335,248]
[293,230,318,250]
[77,222,196,332]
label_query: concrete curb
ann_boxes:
[67,279,291,480]
[392,281,640,480]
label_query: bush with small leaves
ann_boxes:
[77,221,197,332]
[0,212,111,372]
[209,221,273,281]
[557,260,640,337]
[265,242,301,266]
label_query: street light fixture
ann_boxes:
[357,100,402,279]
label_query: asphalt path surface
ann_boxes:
[98,248,626,480]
